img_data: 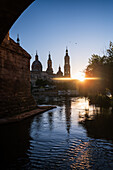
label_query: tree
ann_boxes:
[85,42,113,94]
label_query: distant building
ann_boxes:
[64,48,71,77]
[57,65,63,77]
[30,48,71,87]
[31,52,49,87]
[32,51,42,72]
[46,52,53,75]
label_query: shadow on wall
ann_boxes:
[0,33,36,118]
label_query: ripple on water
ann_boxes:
[27,131,113,169]
[1,97,113,170]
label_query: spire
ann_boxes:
[35,50,38,61]
[66,47,68,55]
[48,51,51,60]
[17,34,20,45]
[64,47,71,77]
[46,52,53,75]
[59,65,61,71]
[57,65,63,77]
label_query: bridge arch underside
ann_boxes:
[0,0,36,118]
[0,0,35,44]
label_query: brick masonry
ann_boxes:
[0,34,36,118]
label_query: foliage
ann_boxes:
[89,94,111,108]
[85,41,113,94]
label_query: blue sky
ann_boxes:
[10,0,113,77]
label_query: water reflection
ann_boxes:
[65,97,71,134]
[34,94,65,107]
[48,111,53,131]
[27,96,113,169]
[77,98,113,140]
[0,119,32,169]
[0,96,113,169]
[79,106,113,141]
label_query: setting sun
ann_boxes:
[72,72,85,82]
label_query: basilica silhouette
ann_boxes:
[31,48,71,87]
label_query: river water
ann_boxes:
[0,96,113,169]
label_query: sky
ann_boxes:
[10,0,113,77]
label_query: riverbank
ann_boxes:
[32,89,79,97]
[0,105,56,125]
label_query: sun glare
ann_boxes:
[73,72,85,82]
[53,73,100,81]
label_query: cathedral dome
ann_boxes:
[32,52,42,72]
[57,66,63,77]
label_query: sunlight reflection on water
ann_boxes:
[1,97,113,169]
[26,97,113,169]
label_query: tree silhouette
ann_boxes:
[85,41,113,95]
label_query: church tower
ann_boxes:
[64,48,71,77]
[57,65,63,77]
[46,52,53,75]
[32,51,42,72]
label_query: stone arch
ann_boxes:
[0,0,35,44]
[0,1,37,118]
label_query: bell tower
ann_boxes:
[46,52,53,75]
[64,47,71,77]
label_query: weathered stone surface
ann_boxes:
[0,34,36,118]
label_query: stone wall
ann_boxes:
[0,34,36,118]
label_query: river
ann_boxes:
[0,96,113,169]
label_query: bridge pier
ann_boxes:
[0,34,36,118]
